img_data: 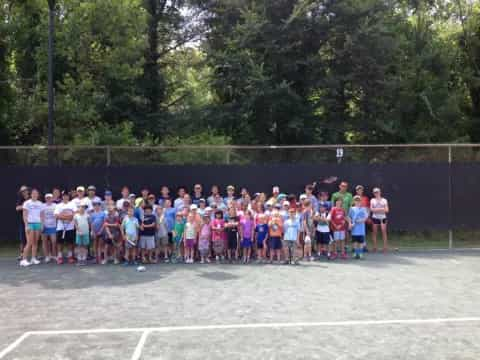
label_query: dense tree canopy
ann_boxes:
[1,0,479,145]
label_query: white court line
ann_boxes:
[22,317,480,335]
[2,318,480,359]
[131,330,150,360]
[0,332,30,360]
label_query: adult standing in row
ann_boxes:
[16,186,30,259]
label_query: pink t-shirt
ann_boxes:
[199,224,211,251]
[211,219,225,242]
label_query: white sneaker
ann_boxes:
[19,259,31,267]
[31,257,41,265]
[45,256,51,264]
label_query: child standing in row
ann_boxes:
[198,215,211,264]
[315,204,332,258]
[349,196,369,259]
[103,206,121,265]
[172,213,185,262]
[283,208,300,264]
[90,201,106,264]
[155,207,170,263]
[183,213,198,263]
[74,201,90,266]
[240,211,254,263]
[140,205,156,263]
[330,198,347,260]
[121,207,139,265]
[254,214,268,262]
[211,211,225,262]
[268,212,283,263]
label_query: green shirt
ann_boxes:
[331,191,353,213]
[173,221,185,242]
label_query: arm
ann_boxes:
[23,208,28,226]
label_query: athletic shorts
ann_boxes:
[283,240,296,250]
[156,235,169,247]
[227,234,238,250]
[352,235,365,244]
[241,238,252,248]
[212,240,224,255]
[333,231,346,241]
[168,232,173,245]
[256,238,266,249]
[269,236,282,250]
[57,230,75,245]
[185,238,195,249]
[75,234,90,246]
[27,223,42,231]
[139,235,155,250]
[42,227,57,236]
[372,218,388,225]
[316,231,332,245]
[125,235,138,249]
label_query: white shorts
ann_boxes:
[333,231,346,241]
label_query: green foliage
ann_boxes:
[1,0,480,146]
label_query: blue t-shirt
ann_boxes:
[164,207,176,232]
[90,211,106,234]
[318,200,332,212]
[134,207,143,222]
[122,216,139,237]
[283,218,300,241]
[255,224,269,243]
[349,206,368,236]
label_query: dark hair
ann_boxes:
[215,210,223,218]
[144,205,153,211]
[305,184,314,191]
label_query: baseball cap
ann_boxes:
[104,190,112,196]
[76,186,85,192]
[274,203,282,209]
[266,202,273,207]
[355,185,364,191]
[45,193,53,198]
[190,204,198,210]
[87,185,96,191]
[93,200,101,206]
[199,198,206,203]
[205,207,212,212]
[299,194,307,200]
[227,185,235,191]
[283,200,290,206]
[129,193,136,198]
[19,185,29,192]
[353,195,361,201]
[373,187,381,193]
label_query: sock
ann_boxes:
[358,247,363,255]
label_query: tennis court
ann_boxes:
[1,251,479,359]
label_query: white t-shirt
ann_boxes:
[74,213,90,235]
[71,197,92,212]
[371,198,388,219]
[23,200,44,223]
[315,212,331,233]
[41,203,57,228]
[54,201,77,231]
[116,198,130,210]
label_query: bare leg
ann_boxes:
[372,225,378,251]
[381,223,388,252]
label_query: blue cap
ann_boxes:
[104,190,112,196]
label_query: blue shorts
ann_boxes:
[27,223,42,231]
[42,227,57,236]
[242,238,252,248]
[269,236,282,250]
[75,234,90,246]
[333,231,345,241]
[257,237,266,249]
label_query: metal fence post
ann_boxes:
[448,145,453,250]
[106,146,111,167]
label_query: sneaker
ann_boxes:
[363,247,369,253]
[215,256,220,262]
[164,258,170,263]
[341,253,348,260]
[309,256,314,262]
[19,259,31,267]
[44,256,51,264]
[68,257,76,264]
[101,259,107,265]
[31,257,41,265]
[355,253,360,260]
[206,258,211,263]
[122,261,130,267]
[57,256,64,265]
[359,253,364,259]
[330,253,338,260]
[283,260,290,265]
[114,259,120,265]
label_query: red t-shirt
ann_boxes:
[330,207,346,230]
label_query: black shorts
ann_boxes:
[227,233,238,250]
[352,235,365,244]
[372,218,388,225]
[57,230,75,245]
[269,236,282,250]
[316,231,332,245]
[168,232,173,245]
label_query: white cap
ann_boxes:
[205,207,212,212]
[283,200,290,206]
[190,204,198,210]
[76,186,85,192]
[45,193,53,198]
[299,194,307,200]
[373,187,381,193]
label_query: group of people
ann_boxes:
[16,181,389,267]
